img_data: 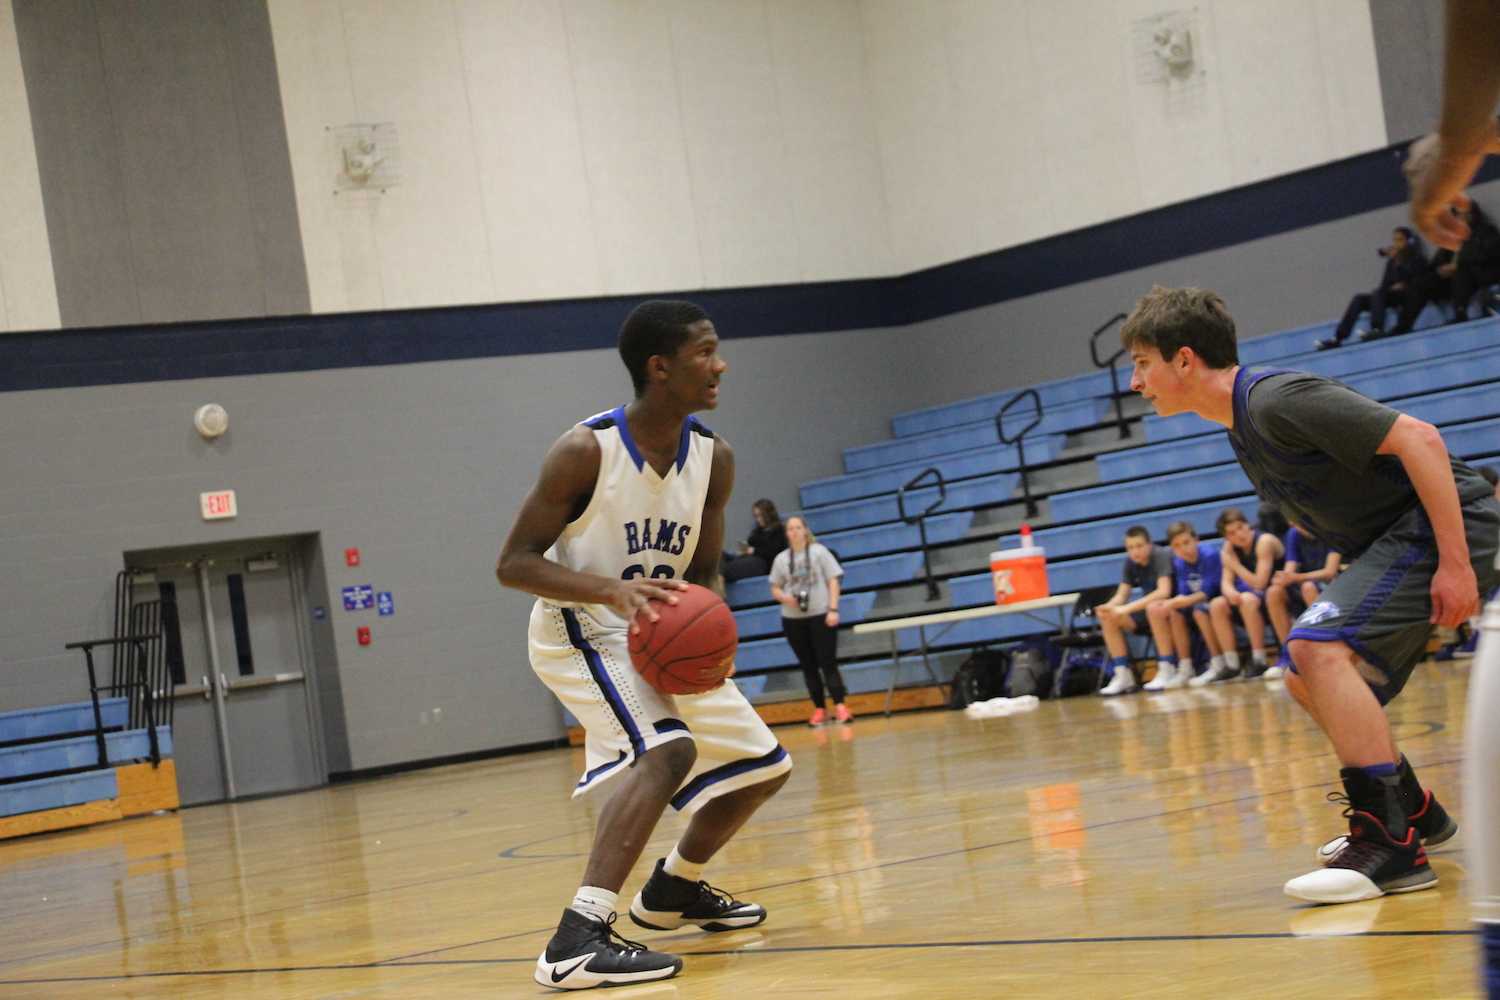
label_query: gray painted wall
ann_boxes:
[13,0,308,328]
[1368,0,1444,144]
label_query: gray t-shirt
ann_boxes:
[1121,545,1173,594]
[769,543,844,619]
[1228,367,1493,558]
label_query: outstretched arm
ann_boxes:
[1408,0,1500,247]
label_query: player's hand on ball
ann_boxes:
[610,578,687,634]
[1430,559,1479,628]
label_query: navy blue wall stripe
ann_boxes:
[7,141,1499,394]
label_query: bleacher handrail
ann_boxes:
[64,634,163,769]
[995,388,1043,517]
[1088,312,1131,440]
[897,467,946,600]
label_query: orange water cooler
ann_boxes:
[990,524,1050,605]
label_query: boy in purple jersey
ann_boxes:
[1123,285,1499,906]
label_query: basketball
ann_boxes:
[628,583,738,695]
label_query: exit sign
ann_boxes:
[200,490,238,520]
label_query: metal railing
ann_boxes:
[1088,312,1131,440]
[64,634,163,769]
[896,467,946,601]
[996,389,1043,517]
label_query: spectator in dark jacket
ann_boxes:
[1316,227,1428,349]
[1387,246,1456,336]
[722,498,788,582]
[1448,202,1500,321]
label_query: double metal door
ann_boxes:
[146,547,324,805]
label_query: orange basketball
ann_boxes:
[628,583,738,695]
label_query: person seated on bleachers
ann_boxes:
[1096,526,1176,696]
[1209,506,1285,680]
[723,498,788,583]
[1449,201,1500,322]
[1386,246,1456,336]
[1264,522,1342,680]
[1316,227,1428,349]
[1154,521,1225,686]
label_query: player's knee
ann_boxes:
[1209,595,1227,613]
[647,737,698,783]
[1287,638,1337,676]
[1146,601,1169,623]
[1284,669,1312,710]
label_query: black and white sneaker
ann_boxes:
[629,858,768,932]
[534,908,682,991]
[1285,769,1436,905]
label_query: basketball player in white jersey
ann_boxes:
[497,300,793,990]
[1406,5,1500,995]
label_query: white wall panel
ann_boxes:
[339,1,493,309]
[669,0,799,288]
[764,0,891,280]
[456,0,602,301]
[0,1,58,331]
[562,0,702,294]
[267,0,369,313]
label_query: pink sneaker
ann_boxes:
[807,708,827,727]
[833,704,853,724]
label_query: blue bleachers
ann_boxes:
[0,698,128,743]
[816,511,974,559]
[803,472,1019,534]
[0,727,173,781]
[734,590,878,641]
[1050,464,1253,523]
[0,770,120,818]
[889,370,1115,438]
[807,439,1058,507]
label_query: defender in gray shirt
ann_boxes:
[1123,285,1500,908]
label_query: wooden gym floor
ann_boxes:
[0,662,1484,999]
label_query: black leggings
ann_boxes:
[782,616,846,706]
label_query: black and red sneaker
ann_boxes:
[1316,788,1458,864]
[1286,769,1437,905]
[629,858,767,932]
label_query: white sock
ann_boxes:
[1252,649,1267,666]
[1223,651,1241,671]
[664,846,704,883]
[1209,654,1225,670]
[570,885,618,923]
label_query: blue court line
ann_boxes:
[0,929,1478,985]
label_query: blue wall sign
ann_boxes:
[377,591,395,616]
[342,585,373,611]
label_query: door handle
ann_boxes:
[220,673,230,696]
[203,675,211,701]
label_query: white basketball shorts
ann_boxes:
[528,601,791,815]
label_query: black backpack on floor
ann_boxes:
[948,648,1011,708]
[1005,638,1059,699]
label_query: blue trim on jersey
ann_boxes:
[575,749,629,790]
[608,405,647,472]
[653,718,690,735]
[674,417,698,472]
[670,744,789,811]
[561,608,646,757]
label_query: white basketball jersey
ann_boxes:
[542,405,716,630]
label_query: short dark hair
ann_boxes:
[1216,507,1250,534]
[752,498,781,525]
[1124,525,1151,543]
[1166,521,1197,542]
[1121,285,1239,369]
[618,300,710,396]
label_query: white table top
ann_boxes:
[850,592,1080,635]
